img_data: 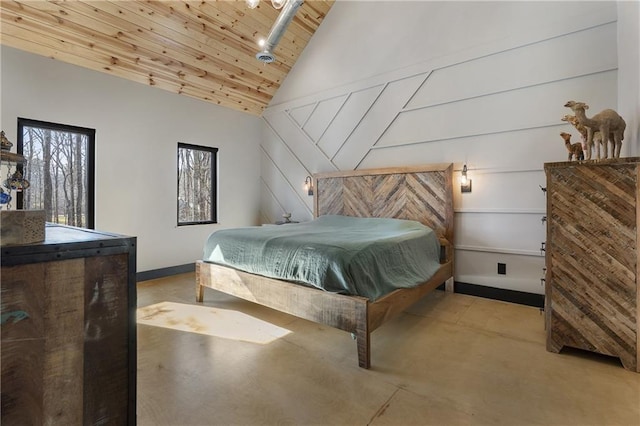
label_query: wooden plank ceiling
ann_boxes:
[0,0,334,116]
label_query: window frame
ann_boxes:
[16,117,96,229]
[177,142,218,226]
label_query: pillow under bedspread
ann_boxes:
[202,215,441,301]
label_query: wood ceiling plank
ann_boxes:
[0,0,334,115]
[200,1,308,55]
[2,2,268,111]
[68,1,285,89]
[0,31,263,115]
[103,1,292,77]
[293,1,333,34]
[205,0,334,62]
[154,0,311,74]
[4,2,270,102]
[6,0,277,102]
[216,0,318,43]
[1,22,264,114]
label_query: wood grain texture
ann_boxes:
[545,158,639,372]
[84,254,130,425]
[197,260,368,332]
[42,259,85,425]
[0,263,46,341]
[198,164,455,368]
[0,0,334,115]
[1,226,137,424]
[368,260,454,332]
[0,150,26,163]
[0,210,46,246]
[315,164,454,241]
[1,263,46,425]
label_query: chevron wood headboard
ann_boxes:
[313,164,454,242]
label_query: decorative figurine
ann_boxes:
[564,101,626,160]
[560,132,584,161]
[561,114,589,142]
[0,188,11,205]
[4,170,30,191]
[0,131,13,151]
[562,114,605,160]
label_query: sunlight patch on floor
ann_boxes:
[137,301,291,344]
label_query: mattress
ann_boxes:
[202,215,441,301]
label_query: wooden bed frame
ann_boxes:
[196,163,454,369]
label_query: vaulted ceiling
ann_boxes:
[0,0,334,116]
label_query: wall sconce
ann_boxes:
[304,176,314,196]
[461,164,472,193]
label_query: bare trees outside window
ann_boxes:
[17,118,95,229]
[177,143,217,225]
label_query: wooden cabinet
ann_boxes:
[544,158,639,372]
[1,224,137,424]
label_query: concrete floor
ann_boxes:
[137,273,640,425]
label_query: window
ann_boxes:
[177,143,217,225]
[17,118,95,229]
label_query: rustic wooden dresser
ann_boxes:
[544,158,639,372]
[1,224,137,423]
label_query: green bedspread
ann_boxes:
[202,215,441,301]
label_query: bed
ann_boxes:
[195,163,454,368]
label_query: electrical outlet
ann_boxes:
[498,263,506,275]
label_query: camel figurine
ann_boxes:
[560,132,584,161]
[561,114,604,156]
[564,101,626,160]
[561,114,589,142]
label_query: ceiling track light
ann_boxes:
[246,0,287,10]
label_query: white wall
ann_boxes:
[618,0,640,154]
[261,0,637,295]
[1,46,263,273]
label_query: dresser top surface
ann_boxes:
[1,224,135,266]
[545,157,640,170]
[42,224,131,245]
